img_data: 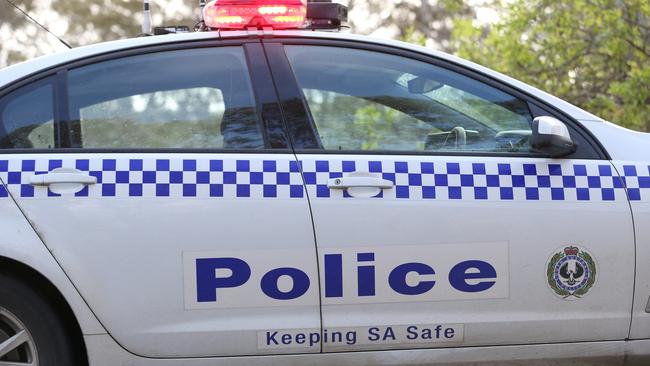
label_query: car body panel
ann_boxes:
[612,159,650,340]
[84,333,649,366]
[0,178,105,335]
[0,28,649,364]
[580,120,650,161]
[580,120,650,339]
[298,154,634,351]
[0,153,320,358]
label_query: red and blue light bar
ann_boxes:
[203,0,308,29]
[202,0,347,30]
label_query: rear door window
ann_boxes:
[67,47,264,149]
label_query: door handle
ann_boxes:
[327,176,394,189]
[30,172,97,186]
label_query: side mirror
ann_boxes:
[530,116,577,158]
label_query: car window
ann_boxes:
[0,78,56,149]
[303,89,432,151]
[285,46,534,153]
[67,47,264,149]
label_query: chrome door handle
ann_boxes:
[30,172,97,186]
[327,176,394,189]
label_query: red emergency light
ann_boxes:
[203,0,307,29]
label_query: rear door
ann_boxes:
[0,41,321,357]
[265,40,635,352]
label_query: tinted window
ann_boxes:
[67,47,263,149]
[285,46,534,153]
[0,78,56,149]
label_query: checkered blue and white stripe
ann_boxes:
[300,159,629,201]
[0,157,305,199]
[0,157,647,202]
[615,163,650,201]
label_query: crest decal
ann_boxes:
[546,246,597,300]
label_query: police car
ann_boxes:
[0,0,649,365]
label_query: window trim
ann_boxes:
[244,42,290,149]
[262,42,324,150]
[263,38,609,160]
[0,37,292,154]
[55,70,72,148]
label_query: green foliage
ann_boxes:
[80,118,220,148]
[305,90,423,151]
[0,0,196,67]
[52,0,144,44]
[347,0,474,50]
[451,0,650,131]
[51,0,195,46]
[402,26,428,47]
[353,104,406,150]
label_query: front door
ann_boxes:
[271,42,635,352]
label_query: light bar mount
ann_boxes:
[306,0,348,30]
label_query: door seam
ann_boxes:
[259,39,325,353]
[611,162,638,339]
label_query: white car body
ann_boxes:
[0,30,649,366]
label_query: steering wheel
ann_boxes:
[444,126,467,149]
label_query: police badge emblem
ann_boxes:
[546,246,597,300]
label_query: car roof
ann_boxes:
[0,30,603,122]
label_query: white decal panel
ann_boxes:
[184,242,509,309]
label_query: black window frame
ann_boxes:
[0,38,292,154]
[263,38,609,160]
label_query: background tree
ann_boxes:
[0,0,66,66]
[52,0,195,46]
[0,0,478,65]
[0,0,195,66]
[451,0,650,131]
[347,0,476,50]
